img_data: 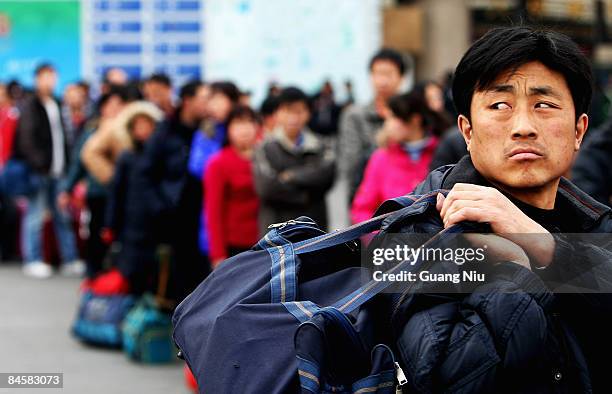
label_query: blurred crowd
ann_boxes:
[0,47,610,304]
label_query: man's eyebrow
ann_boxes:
[486,84,514,93]
[529,85,562,99]
[483,84,563,99]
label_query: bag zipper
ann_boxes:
[395,362,408,393]
[267,219,318,229]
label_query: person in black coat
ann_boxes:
[571,120,612,206]
[388,26,612,392]
[428,127,468,171]
[13,64,82,278]
[104,101,162,293]
[138,80,210,303]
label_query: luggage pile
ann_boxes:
[72,245,176,364]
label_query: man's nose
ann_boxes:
[511,109,538,140]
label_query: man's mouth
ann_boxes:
[507,147,544,161]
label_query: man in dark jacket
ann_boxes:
[139,80,210,303]
[254,87,336,235]
[428,127,467,171]
[339,49,406,203]
[14,64,83,278]
[571,120,612,206]
[400,26,612,392]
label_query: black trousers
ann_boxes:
[86,196,108,278]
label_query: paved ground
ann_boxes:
[0,263,188,394]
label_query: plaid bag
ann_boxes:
[72,291,135,347]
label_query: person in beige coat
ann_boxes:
[81,101,162,185]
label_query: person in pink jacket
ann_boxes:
[351,92,439,223]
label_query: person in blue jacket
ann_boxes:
[187,81,241,255]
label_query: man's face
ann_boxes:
[277,101,310,139]
[184,85,210,122]
[459,61,588,191]
[425,83,444,113]
[36,69,57,96]
[131,115,156,143]
[63,84,86,109]
[370,59,403,100]
[144,81,172,109]
[106,68,128,86]
[208,92,233,123]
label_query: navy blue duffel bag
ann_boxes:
[172,191,465,393]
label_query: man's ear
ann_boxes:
[457,114,472,152]
[575,114,588,151]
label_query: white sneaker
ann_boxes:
[60,260,86,277]
[23,261,53,279]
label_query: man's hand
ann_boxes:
[436,183,555,268]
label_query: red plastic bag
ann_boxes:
[184,363,198,392]
[82,269,130,296]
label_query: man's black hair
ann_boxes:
[260,95,280,117]
[34,63,55,76]
[96,85,129,113]
[369,48,406,75]
[179,80,204,101]
[7,80,23,100]
[227,105,258,127]
[76,80,91,95]
[387,91,433,128]
[210,81,241,103]
[148,73,172,87]
[277,86,310,109]
[125,80,143,101]
[452,26,593,121]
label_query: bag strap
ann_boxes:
[276,191,448,313]
[329,223,466,314]
[292,191,445,255]
[283,222,466,324]
[265,191,444,304]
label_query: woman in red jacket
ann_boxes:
[204,105,260,268]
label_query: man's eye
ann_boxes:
[490,102,510,110]
[535,102,555,109]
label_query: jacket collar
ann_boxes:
[441,155,611,231]
[272,127,321,154]
[364,102,384,123]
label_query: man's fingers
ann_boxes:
[444,206,487,228]
[443,199,482,221]
[436,193,445,211]
[440,190,487,218]
[440,190,484,219]
[452,183,487,192]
